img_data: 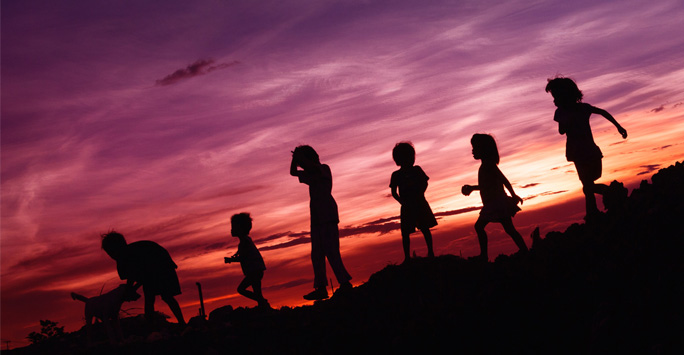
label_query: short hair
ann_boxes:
[545,76,583,103]
[231,213,253,232]
[293,145,320,164]
[471,134,500,164]
[101,231,127,252]
[392,142,415,166]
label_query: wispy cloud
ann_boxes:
[637,164,660,176]
[155,59,239,86]
[524,190,568,201]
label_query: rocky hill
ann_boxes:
[11,162,684,354]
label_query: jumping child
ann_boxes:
[461,134,528,261]
[390,142,437,263]
[545,76,628,221]
[224,212,270,309]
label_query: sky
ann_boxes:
[2,0,684,347]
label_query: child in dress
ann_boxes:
[545,77,628,221]
[390,142,437,263]
[224,213,270,308]
[290,145,352,301]
[461,134,528,261]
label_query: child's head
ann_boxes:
[231,213,252,237]
[545,76,583,107]
[392,142,415,167]
[471,134,499,164]
[101,231,127,260]
[293,145,320,167]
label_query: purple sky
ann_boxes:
[2,0,684,347]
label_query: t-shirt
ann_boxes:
[116,241,177,283]
[553,102,603,162]
[298,164,339,224]
[236,236,266,275]
[389,165,429,202]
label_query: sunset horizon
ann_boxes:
[2,0,684,348]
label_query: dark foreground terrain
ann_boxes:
[12,162,684,354]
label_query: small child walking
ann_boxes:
[545,76,628,221]
[390,142,437,263]
[224,213,270,309]
[462,134,528,261]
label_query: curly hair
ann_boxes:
[545,76,583,103]
[392,141,416,167]
[231,212,253,233]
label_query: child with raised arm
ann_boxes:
[462,134,528,261]
[545,77,628,221]
[390,142,437,263]
[290,145,352,301]
[224,213,270,309]
[101,231,186,325]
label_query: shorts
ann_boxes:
[574,158,602,183]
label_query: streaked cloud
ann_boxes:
[156,59,239,86]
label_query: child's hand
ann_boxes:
[617,126,627,139]
[224,257,233,264]
[512,194,523,205]
[461,185,473,196]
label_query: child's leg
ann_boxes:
[581,181,600,215]
[474,217,489,260]
[500,217,528,252]
[143,289,156,320]
[160,295,185,325]
[575,159,603,216]
[401,231,411,261]
[321,223,352,285]
[310,223,328,290]
[419,228,434,257]
[237,277,258,300]
[251,276,266,303]
[237,275,267,305]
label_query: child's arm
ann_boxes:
[419,175,429,194]
[391,186,402,204]
[553,110,567,135]
[591,106,627,138]
[290,155,303,177]
[224,251,240,264]
[461,184,479,196]
[497,167,523,205]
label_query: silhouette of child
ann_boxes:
[101,231,186,325]
[390,142,437,263]
[224,213,270,309]
[462,134,528,261]
[290,145,352,301]
[545,77,628,221]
